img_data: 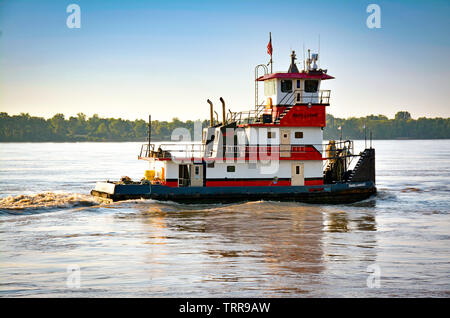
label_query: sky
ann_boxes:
[0,0,449,121]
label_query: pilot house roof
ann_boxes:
[256,72,334,81]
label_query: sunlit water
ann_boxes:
[0,140,449,297]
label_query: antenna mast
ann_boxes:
[147,115,151,153]
[318,34,321,69]
[302,43,305,71]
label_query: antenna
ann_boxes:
[302,42,305,71]
[148,114,151,153]
[318,34,321,69]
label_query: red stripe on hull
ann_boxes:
[165,179,323,187]
[206,180,291,187]
[164,181,178,187]
[304,179,324,186]
[205,179,323,187]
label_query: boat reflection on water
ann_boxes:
[128,200,377,296]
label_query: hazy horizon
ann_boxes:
[0,109,447,122]
[1,0,449,122]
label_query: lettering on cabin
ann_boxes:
[292,112,319,119]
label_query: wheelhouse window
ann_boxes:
[280,80,292,93]
[296,80,301,89]
[295,131,303,138]
[264,80,276,96]
[227,166,235,173]
[304,80,319,93]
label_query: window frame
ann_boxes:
[227,166,236,173]
[280,80,293,93]
[264,79,276,96]
[304,80,319,93]
[295,131,303,139]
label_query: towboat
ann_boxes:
[91,44,376,204]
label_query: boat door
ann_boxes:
[190,163,204,187]
[291,161,304,186]
[280,130,291,157]
[178,164,190,187]
[294,80,302,104]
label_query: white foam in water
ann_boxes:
[0,192,102,210]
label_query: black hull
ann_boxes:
[91,182,376,205]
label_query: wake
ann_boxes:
[0,192,102,211]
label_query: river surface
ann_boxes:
[0,140,449,297]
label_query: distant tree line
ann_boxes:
[0,111,448,142]
[0,112,208,142]
[324,111,450,140]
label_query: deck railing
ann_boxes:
[279,89,331,105]
[139,140,354,161]
[140,143,205,159]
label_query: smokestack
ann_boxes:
[207,99,214,127]
[220,97,226,125]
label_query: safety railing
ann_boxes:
[139,140,354,161]
[278,90,331,105]
[140,143,205,159]
[227,103,267,126]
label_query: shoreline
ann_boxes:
[1,138,450,143]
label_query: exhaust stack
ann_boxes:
[220,97,226,125]
[207,99,214,127]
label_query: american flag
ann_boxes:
[267,33,273,56]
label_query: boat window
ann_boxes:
[295,131,303,138]
[268,131,276,138]
[304,80,319,93]
[281,80,292,93]
[264,80,276,96]
[195,166,200,175]
[227,166,235,173]
[296,166,300,174]
[297,80,301,89]
[207,162,214,168]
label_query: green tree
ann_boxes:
[394,111,412,121]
